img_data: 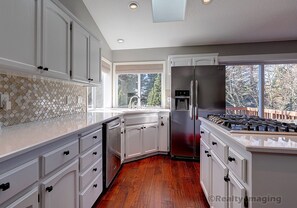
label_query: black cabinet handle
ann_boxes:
[46,186,53,192]
[93,152,97,155]
[212,142,217,145]
[93,168,97,172]
[93,184,97,188]
[0,183,10,191]
[201,131,205,134]
[228,156,236,162]
[121,131,123,134]
[37,66,43,70]
[43,67,49,71]
[207,154,211,157]
[224,176,230,182]
[93,136,97,139]
[88,78,94,81]
[63,150,70,155]
[161,122,164,126]
[205,150,209,154]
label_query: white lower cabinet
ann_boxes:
[158,114,169,152]
[6,187,38,208]
[228,172,246,208]
[143,124,158,154]
[211,152,228,208]
[125,125,143,159]
[200,140,211,201]
[42,160,79,208]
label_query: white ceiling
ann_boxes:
[82,0,297,50]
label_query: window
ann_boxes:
[114,62,165,108]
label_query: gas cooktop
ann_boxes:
[207,114,297,135]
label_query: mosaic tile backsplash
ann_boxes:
[0,73,87,127]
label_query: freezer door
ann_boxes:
[194,65,226,157]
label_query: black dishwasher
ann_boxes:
[103,118,121,189]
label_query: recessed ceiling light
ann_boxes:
[117,39,124,43]
[129,2,139,10]
[202,0,212,5]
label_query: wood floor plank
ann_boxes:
[95,155,209,208]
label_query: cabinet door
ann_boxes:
[143,124,158,154]
[200,140,211,202]
[211,152,228,208]
[42,0,71,79]
[71,22,89,83]
[193,56,218,65]
[42,160,79,208]
[159,115,169,152]
[121,128,125,163]
[125,126,142,159]
[89,36,101,84]
[0,0,40,72]
[228,172,246,208]
[6,187,38,208]
[170,57,192,67]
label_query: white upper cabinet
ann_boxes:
[89,36,101,84]
[42,0,71,80]
[168,53,218,68]
[71,22,89,83]
[0,0,41,72]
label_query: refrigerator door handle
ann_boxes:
[195,80,199,120]
[190,80,193,120]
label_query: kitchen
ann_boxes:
[1,0,297,208]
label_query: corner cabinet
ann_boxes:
[41,0,71,80]
[42,160,79,208]
[142,124,158,154]
[125,125,143,159]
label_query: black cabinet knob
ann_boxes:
[204,150,209,154]
[212,142,217,145]
[224,176,230,182]
[121,131,123,134]
[46,186,53,192]
[201,131,205,134]
[43,67,49,71]
[161,122,164,126]
[93,184,97,188]
[93,152,97,155]
[228,156,236,162]
[93,136,97,139]
[207,154,211,157]
[93,168,97,172]
[0,183,10,191]
[63,150,70,155]
[37,66,43,70]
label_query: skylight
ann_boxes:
[152,0,187,23]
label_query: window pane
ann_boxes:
[226,65,259,116]
[140,74,161,107]
[118,74,138,107]
[264,64,297,123]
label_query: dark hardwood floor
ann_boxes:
[95,155,209,208]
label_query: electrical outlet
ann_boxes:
[65,96,69,104]
[77,96,83,104]
[0,93,10,110]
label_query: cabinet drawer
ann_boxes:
[42,140,79,176]
[210,134,228,163]
[79,158,102,191]
[80,144,102,171]
[80,172,103,208]
[0,159,38,204]
[80,129,102,153]
[200,126,210,144]
[228,148,247,182]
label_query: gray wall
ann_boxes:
[113,41,297,62]
[58,0,112,61]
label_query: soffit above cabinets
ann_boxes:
[82,0,297,50]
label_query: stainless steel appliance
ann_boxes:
[170,65,226,159]
[103,118,121,188]
[207,114,297,135]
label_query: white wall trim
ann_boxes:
[219,53,297,64]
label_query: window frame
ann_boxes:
[113,61,166,108]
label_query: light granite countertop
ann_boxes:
[200,117,297,154]
[0,112,122,162]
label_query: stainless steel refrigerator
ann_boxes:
[170,65,226,159]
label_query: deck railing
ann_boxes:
[226,107,297,121]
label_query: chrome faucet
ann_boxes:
[128,95,140,108]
